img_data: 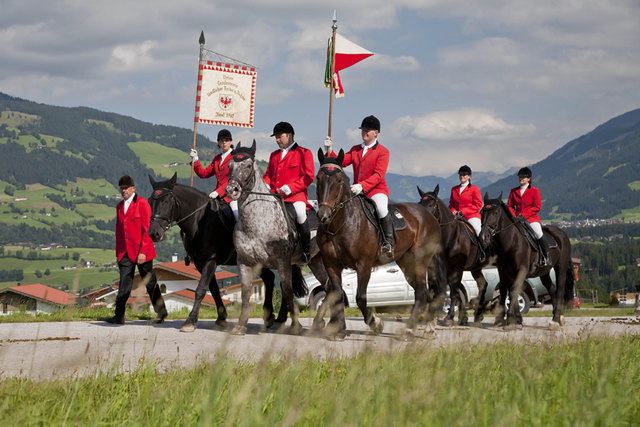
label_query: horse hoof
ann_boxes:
[215,318,228,328]
[369,318,384,335]
[548,321,561,331]
[264,315,276,329]
[494,318,506,327]
[422,328,437,339]
[180,323,196,333]
[442,318,454,327]
[288,323,303,335]
[560,315,566,327]
[473,315,484,324]
[459,319,469,327]
[230,325,247,335]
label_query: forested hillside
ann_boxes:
[483,108,640,220]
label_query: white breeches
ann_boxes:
[528,221,543,239]
[370,193,389,218]
[467,217,481,236]
[230,200,238,220]
[293,201,307,224]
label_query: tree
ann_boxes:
[34,269,42,278]
[44,268,50,276]
[4,185,15,196]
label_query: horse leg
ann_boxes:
[473,270,489,323]
[231,263,256,335]
[425,251,446,330]
[443,270,463,327]
[319,263,347,339]
[278,262,302,335]
[493,280,507,326]
[541,272,562,330]
[259,268,278,328]
[208,277,228,330]
[398,259,427,340]
[355,267,383,334]
[181,261,217,332]
[505,269,526,330]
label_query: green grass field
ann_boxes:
[1,335,638,425]
[128,141,192,179]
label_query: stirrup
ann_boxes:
[381,243,394,258]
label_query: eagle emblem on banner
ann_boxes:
[219,95,233,110]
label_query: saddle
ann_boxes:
[517,218,557,268]
[454,214,485,265]
[358,195,407,245]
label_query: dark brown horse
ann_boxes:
[147,173,286,332]
[417,184,492,325]
[315,149,442,339]
[479,194,575,330]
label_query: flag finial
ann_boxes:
[332,10,337,29]
[199,31,205,46]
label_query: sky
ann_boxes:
[1,0,639,177]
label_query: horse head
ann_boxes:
[417,184,443,220]
[479,192,504,247]
[147,172,178,242]
[316,148,349,225]
[226,140,257,201]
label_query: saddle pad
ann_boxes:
[359,195,407,231]
[520,220,557,249]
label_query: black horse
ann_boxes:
[147,173,287,332]
[479,193,575,330]
[417,184,492,325]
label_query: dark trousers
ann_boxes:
[115,255,166,318]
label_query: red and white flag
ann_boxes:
[324,33,373,98]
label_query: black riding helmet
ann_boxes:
[458,165,472,175]
[271,121,294,136]
[517,167,532,178]
[217,129,232,141]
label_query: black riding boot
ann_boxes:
[296,219,311,264]
[538,237,550,266]
[380,213,395,259]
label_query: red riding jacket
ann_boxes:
[115,194,156,263]
[263,143,314,209]
[330,142,390,197]
[192,152,233,202]
[449,184,482,220]
[507,185,542,223]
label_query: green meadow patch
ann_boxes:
[0,336,638,425]
[128,141,192,179]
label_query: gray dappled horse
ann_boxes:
[225,140,329,335]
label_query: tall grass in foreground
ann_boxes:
[1,336,639,426]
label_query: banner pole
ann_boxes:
[327,11,337,151]
[190,31,205,187]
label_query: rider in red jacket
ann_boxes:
[264,122,315,263]
[324,115,394,258]
[507,167,549,264]
[189,129,238,219]
[449,165,483,235]
[106,175,167,325]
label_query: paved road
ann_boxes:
[1,315,639,379]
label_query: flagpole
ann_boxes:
[326,11,337,151]
[190,31,205,187]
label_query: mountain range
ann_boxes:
[1,91,639,221]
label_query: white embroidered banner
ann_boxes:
[195,62,256,128]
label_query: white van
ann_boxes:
[295,263,549,314]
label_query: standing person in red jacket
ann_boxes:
[264,122,315,263]
[449,165,483,236]
[324,115,394,258]
[105,175,167,325]
[507,167,549,265]
[189,129,238,219]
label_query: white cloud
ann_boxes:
[391,109,536,141]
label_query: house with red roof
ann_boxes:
[95,260,265,313]
[0,283,78,314]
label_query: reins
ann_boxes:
[151,190,209,231]
[481,202,519,237]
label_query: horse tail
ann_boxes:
[291,265,308,298]
[564,265,576,305]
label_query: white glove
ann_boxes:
[279,185,292,195]
[189,148,199,162]
[324,136,333,151]
[209,191,219,199]
[350,184,363,195]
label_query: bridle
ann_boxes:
[318,163,358,226]
[420,193,456,226]
[150,188,208,231]
[480,202,518,237]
